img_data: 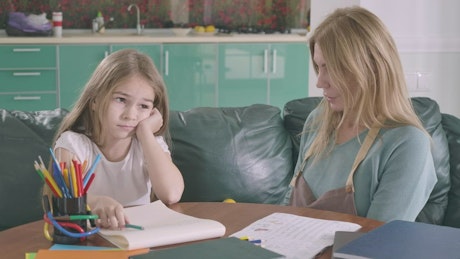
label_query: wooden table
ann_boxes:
[0,202,383,259]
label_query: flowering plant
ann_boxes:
[0,0,309,30]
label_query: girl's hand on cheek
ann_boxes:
[137,108,163,136]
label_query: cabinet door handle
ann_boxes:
[13,72,41,76]
[165,50,169,76]
[263,49,268,74]
[272,49,277,74]
[13,96,41,101]
[104,51,109,57]
[13,48,40,52]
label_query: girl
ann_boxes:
[50,49,184,229]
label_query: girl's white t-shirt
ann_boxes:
[54,131,170,207]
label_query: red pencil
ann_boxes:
[72,160,83,197]
[83,173,96,195]
[45,177,61,197]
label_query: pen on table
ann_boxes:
[239,236,262,245]
[124,224,144,230]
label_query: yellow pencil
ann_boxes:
[63,168,70,188]
[35,161,62,198]
[70,161,78,197]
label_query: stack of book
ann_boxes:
[333,220,460,259]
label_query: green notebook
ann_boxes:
[131,237,284,259]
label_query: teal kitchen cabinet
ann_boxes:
[60,44,161,110]
[218,44,267,107]
[162,43,217,111]
[111,44,161,69]
[59,44,109,110]
[218,43,309,110]
[0,45,57,110]
[269,43,309,109]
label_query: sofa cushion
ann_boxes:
[283,97,450,225]
[283,97,321,162]
[441,113,460,228]
[169,104,293,204]
[0,109,68,231]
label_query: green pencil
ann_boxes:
[125,224,144,230]
[54,214,99,220]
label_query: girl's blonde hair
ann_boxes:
[54,48,170,146]
[306,6,426,159]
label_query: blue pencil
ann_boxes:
[49,148,62,174]
[83,154,101,188]
[52,161,71,198]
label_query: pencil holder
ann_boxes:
[51,195,87,244]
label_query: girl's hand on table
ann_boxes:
[90,196,127,230]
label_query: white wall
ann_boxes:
[309,0,460,117]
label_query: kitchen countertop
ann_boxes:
[0,29,308,44]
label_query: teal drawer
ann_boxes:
[0,70,56,92]
[0,45,56,68]
[0,93,57,111]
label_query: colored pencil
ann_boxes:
[83,154,101,188]
[36,161,62,198]
[83,173,96,195]
[125,224,144,230]
[70,162,78,197]
[54,214,99,220]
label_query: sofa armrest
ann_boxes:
[441,113,460,228]
[0,109,68,231]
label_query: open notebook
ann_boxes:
[98,201,226,250]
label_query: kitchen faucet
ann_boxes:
[128,4,142,35]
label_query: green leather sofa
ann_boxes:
[1,97,459,231]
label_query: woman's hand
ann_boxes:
[137,108,163,136]
[89,195,127,230]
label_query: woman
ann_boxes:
[286,6,437,222]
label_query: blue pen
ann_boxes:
[49,149,68,197]
[250,239,262,244]
[83,154,101,188]
[49,148,62,175]
[52,161,71,198]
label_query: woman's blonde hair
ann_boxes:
[306,6,426,158]
[53,48,170,146]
